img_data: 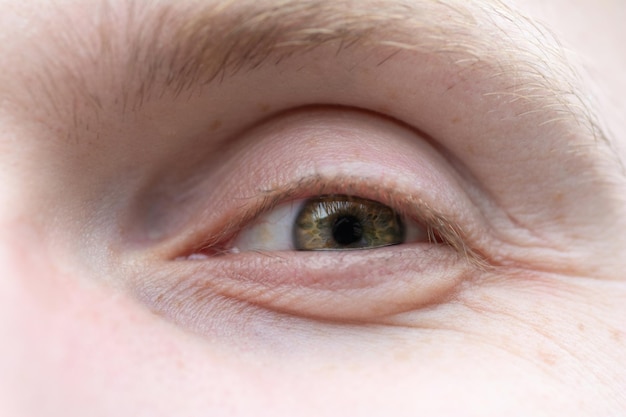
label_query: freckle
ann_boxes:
[538,350,557,366]
[306,138,319,147]
[577,323,585,333]
[386,89,398,100]
[393,349,412,363]
[553,192,564,203]
[451,117,461,124]
[611,329,623,343]
[210,119,222,131]
[258,103,271,112]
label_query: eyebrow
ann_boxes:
[126,0,479,103]
[31,0,609,148]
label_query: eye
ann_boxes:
[136,109,485,322]
[232,194,429,252]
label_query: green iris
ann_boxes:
[293,195,405,250]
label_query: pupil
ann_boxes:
[332,215,363,246]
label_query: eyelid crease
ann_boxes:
[184,174,488,268]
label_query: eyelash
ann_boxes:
[182,174,474,260]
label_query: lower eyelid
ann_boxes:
[149,244,472,321]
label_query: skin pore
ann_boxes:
[0,0,625,415]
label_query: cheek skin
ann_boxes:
[1,224,624,416]
[2,240,620,416]
[0,224,261,416]
[390,268,626,410]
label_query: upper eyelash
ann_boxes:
[184,174,487,266]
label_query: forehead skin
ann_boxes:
[0,0,625,416]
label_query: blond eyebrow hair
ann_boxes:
[26,0,609,151]
[158,0,479,93]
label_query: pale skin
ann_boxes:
[0,0,625,415]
